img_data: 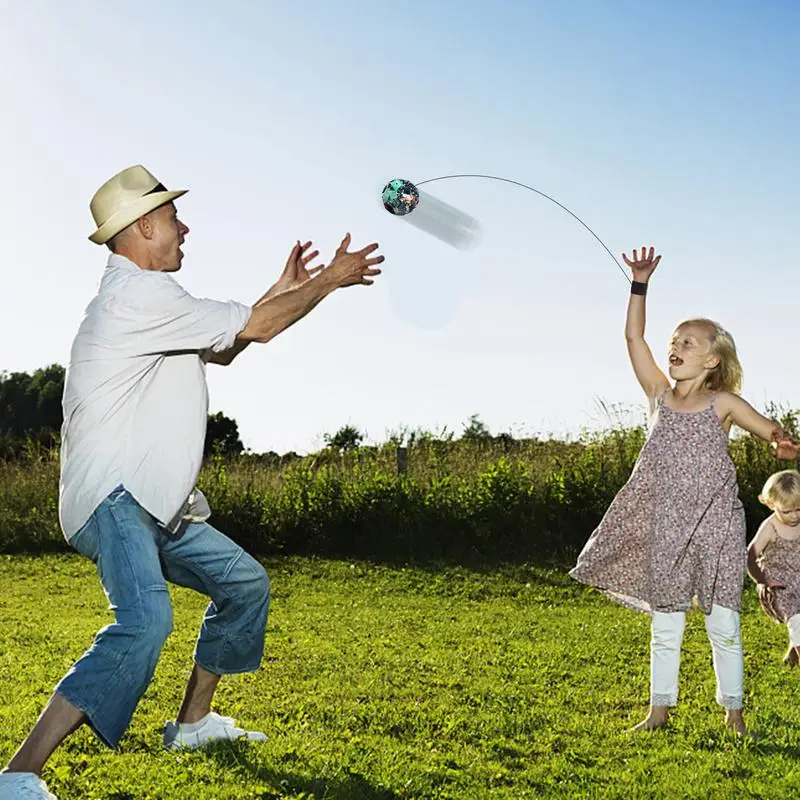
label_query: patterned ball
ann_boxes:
[381,178,420,216]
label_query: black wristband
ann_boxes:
[630,281,648,296]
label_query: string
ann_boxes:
[414,174,630,283]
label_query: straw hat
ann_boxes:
[88,165,187,244]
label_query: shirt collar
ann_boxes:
[106,253,141,272]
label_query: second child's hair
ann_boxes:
[759,470,800,510]
[675,318,743,395]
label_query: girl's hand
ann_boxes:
[622,246,662,283]
[770,428,800,461]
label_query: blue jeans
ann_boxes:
[55,486,270,748]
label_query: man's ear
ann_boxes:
[137,213,155,241]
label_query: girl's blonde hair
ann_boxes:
[759,470,800,510]
[674,318,743,395]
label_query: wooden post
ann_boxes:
[396,446,408,475]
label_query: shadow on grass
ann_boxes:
[749,740,800,759]
[747,718,800,759]
[0,532,583,576]
[206,742,401,800]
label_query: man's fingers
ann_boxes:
[336,233,352,254]
[301,249,320,265]
[357,242,380,256]
[307,265,325,276]
[283,242,301,276]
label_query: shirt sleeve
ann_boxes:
[115,272,252,356]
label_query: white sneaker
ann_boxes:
[162,712,268,751]
[0,772,58,799]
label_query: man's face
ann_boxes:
[148,202,189,272]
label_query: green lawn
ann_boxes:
[2,554,800,799]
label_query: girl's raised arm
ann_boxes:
[623,247,670,405]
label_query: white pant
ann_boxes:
[787,614,800,647]
[650,604,743,710]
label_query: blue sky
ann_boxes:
[1,1,798,454]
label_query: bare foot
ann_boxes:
[629,706,670,732]
[724,710,747,738]
[783,646,798,667]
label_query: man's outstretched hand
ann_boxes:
[326,233,384,287]
[266,240,325,298]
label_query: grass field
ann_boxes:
[3,555,800,799]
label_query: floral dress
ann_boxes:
[756,516,800,623]
[570,393,746,614]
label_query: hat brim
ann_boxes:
[88,189,188,245]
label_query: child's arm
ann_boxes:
[623,247,670,406]
[715,393,800,460]
[747,520,780,586]
[748,522,785,624]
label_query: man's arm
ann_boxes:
[205,338,251,366]
[236,269,339,344]
[204,284,281,366]
[205,277,318,365]
[116,273,251,358]
[204,274,333,365]
[236,233,382,345]
[208,233,384,365]
[204,233,370,366]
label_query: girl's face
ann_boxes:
[774,503,800,527]
[667,324,718,380]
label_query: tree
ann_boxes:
[324,424,364,452]
[461,414,492,443]
[0,364,66,456]
[204,411,245,457]
[0,364,246,460]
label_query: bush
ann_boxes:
[0,418,792,565]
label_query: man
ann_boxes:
[0,165,384,800]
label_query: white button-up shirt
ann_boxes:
[59,254,252,540]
